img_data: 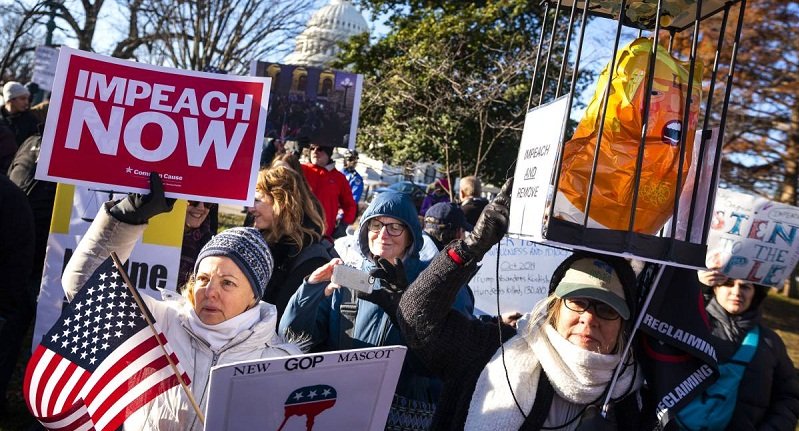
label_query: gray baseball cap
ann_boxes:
[553,258,629,320]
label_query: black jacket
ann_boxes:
[705,296,799,430]
[0,108,39,147]
[264,223,331,321]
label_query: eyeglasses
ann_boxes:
[367,219,406,237]
[563,298,621,320]
[309,146,325,152]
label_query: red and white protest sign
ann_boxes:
[36,47,270,205]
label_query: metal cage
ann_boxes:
[524,0,747,268]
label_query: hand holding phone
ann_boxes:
[331,265,376,294]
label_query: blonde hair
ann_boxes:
[256,166,326,249]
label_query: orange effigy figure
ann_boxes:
[555,37,703,234]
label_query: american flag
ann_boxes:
[24,257,190,431]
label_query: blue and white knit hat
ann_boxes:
[194,227,273,298]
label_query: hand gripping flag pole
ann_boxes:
[110,251,205,426]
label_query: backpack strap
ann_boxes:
[338,287,358,349]
[730,325,759,365]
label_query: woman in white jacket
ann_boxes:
[61,173,301,430]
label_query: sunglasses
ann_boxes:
[309,146,326,152]
[563,298,621,320]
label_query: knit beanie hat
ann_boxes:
[3,81,29,102]
[194,227,273,298]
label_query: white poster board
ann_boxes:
[706,189,799,287]
[508,95,569,240]
[205,346,406,431]
[32,46,59,92]
[472,237,571,316]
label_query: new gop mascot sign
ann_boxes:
[36,47,271,205]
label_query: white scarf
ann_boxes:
[188,306,261,351]
[465,314,642,430]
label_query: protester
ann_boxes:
[458,175,489,226]
[0,82,38,147]
[420,177,451,217]
[280,190,473,429]
[177,201,217,289]
[423,202,473,250]
[682,270,799,430]
[248,166,331,319]
[396,179,651,430]
[301,143,356,239]
[341,149,364,204]
[61,173,301,430]
[0,175,35,415]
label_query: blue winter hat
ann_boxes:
[194,227,273,298]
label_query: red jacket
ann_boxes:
[301,163,357,237]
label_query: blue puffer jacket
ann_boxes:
[280,191,470,404]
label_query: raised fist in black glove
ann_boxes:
[107,171,176,225]
[461,177,513,260]
[357,257,408,325]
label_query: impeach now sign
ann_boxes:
[36,47,270,205]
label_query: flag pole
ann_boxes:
[600,263,666,417]
[110,252,206,425]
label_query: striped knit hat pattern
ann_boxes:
[194,227,273,298]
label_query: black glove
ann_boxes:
[357,257,408,325]
[107,171,175,224]
[461,177,513,260]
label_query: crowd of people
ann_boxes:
[2,77,799,431]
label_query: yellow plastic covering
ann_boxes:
[555,37,703,234]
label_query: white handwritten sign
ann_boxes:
[508,95,569,241]
[472,237,571,315]
[706,189,799,287]
[205,346,406,431]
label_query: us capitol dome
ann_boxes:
[283,0,370,67]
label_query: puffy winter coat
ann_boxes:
[62,209,301,431]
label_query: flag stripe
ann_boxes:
[81,331,161,406]
[44,359,74,415]
[95,364,179,430]
[23,345,48,416]
[91,350,172,426]
[55,362,88,414]
[31,349,62,416]
[37,400,95,431]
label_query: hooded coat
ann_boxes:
[280,191,473,407]
[704,285,799,430]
